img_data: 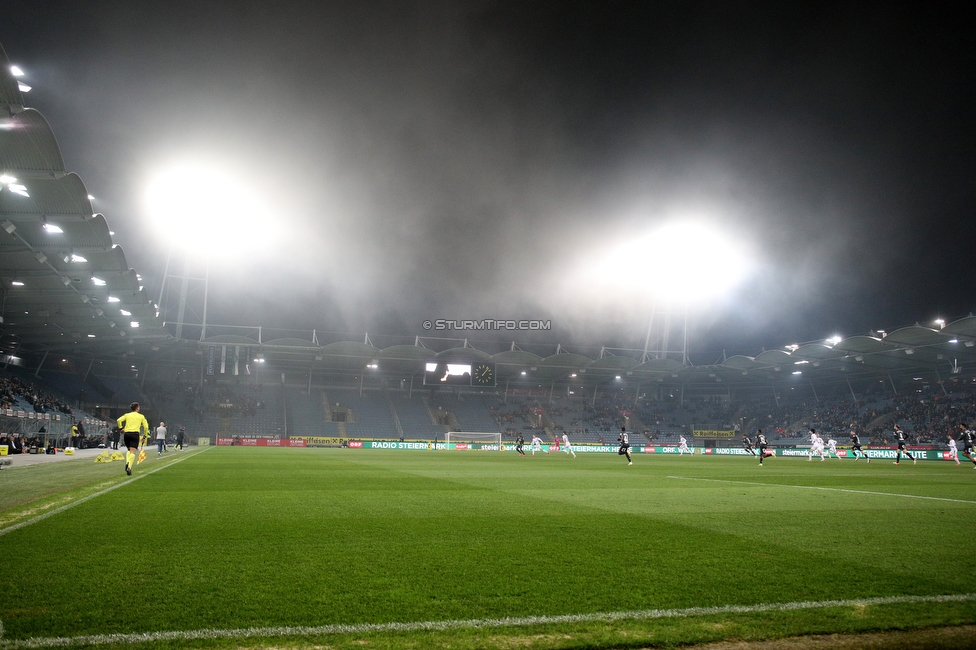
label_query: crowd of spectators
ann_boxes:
[0,374,73,415]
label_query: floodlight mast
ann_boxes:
[156,247,210,342]
[641,300,689,364]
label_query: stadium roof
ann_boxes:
[0,44,168,357]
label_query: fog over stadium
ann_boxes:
[2,2,973,356]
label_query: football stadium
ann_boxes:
[3,9,976,650]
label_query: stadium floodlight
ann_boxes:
[934,318,945,329]
[91,277,106,286]
[144,161,276,257]
[17,83,31,93]
[10,65,25,77]
[949,339,959,344]
[586,220,755,306]
[87,194,95,200]
[71,254,87,263]
[11,280,24,286]
[43,223,63,234]
[827,335,842,345]
[792,371,802,375]
[130,321,140,328]
[0,174,16,184]
[107,296,120,303]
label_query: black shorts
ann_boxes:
[851,444,863,451]
[123,433,141,450]
[897,442,907,450]
[618,445,630,455]
[964,445,974,455]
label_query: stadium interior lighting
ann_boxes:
[144,161,277,256]
[70,254,87,263]
[615,375,622,380]
[87,194,95,200]
[17,83,31,93]
[949,339,959,344]
[827,335,842,345]
[520,371,526,375]
[119,309,131,316]
[87,334,96,338]
[43,223,63,234]
[792,370,802,375]
[107,296,120,303]
[254,358,265,363]
[130,321,140,328]
[794,360,809,364]
[10,65,24,76]
[588,220,755,305]
[91,277,106,286]
[11,280,24,286]
[934,318,945,329]
[0,174,16,184]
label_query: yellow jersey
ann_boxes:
[117,411,149,435]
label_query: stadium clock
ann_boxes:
[472,362,495,387]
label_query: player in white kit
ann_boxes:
[947,434,960,465]
[807,429,825,461]
[826,436,839,459]
[530,434,543,456]
[561,432,576,458]
[678,435,692,455]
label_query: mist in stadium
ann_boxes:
[1,4,975,650]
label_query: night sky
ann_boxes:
[2,2,974,357]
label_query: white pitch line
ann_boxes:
[667,475,976,504]
[0,449,208,538]
[0,592,973,648]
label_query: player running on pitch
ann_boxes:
[742,434,756,456]
[892,424,916,465]
[947,433,960,465]
[756,429,769,466]
[850,429,870,462]
[618,426,633,466]
[807,429,826,462]
[561,432,577,458]
[515,433,526,457]
[825,436,839,459]
[957,424,976,468]
[530,434,543,456]
[678,435,692,456]
[117,401,150,476]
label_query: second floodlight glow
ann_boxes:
[588,220,755,306]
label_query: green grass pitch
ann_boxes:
[1,447,975,649]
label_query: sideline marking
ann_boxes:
[0,593,973,648]
[667,475,976,504]
[0,449,209,538]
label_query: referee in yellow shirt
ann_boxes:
[117,402,150,476]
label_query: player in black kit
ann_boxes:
[618,427,633,466]
[892,424,915,465]
[849,428,870,462]
[958,424,976,468]
[756,429,769,466]
[742,434,756,456]
[515,434,526,456]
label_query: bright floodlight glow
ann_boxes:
[144,161,277,256]
[43,223,63,234]
[827,335,842,345]
[17,83,31,93]
[120,309,131,316]
[8,183,29,197]
[91,277,106,286]
[587,220,755,305]
[130,321,140,328]
[11,280,24,286]
[10,66,25,77]
[0,174,16,184]
[70,254,87,263]
[107,296,120,303]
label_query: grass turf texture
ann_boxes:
[1,447,974,649]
